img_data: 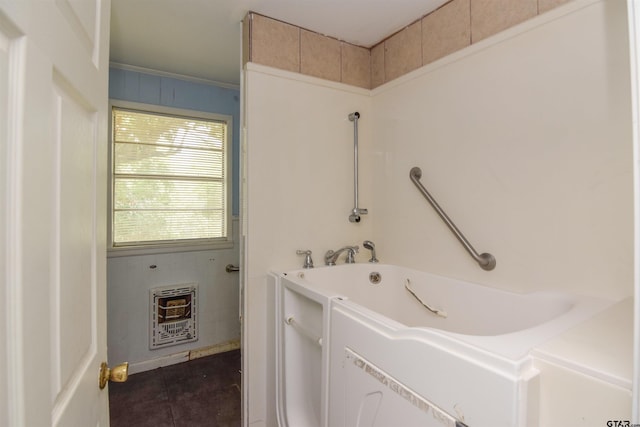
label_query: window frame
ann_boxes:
[107,100,233,257]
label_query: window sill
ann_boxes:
[107,239,234,258]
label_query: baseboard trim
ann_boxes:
[128,339,241,374]
[189,339,241,360]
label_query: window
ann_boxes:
[110,103,231,252]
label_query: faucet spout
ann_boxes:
[325,245,359,266]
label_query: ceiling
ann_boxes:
[109,0,449,86]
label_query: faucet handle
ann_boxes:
[296,250,314,269]
[346,246,359,264]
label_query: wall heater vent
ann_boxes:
[150,284,198,349]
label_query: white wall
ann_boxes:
[243,1,635,425]
[107,220,240,370]
[244,67,374,274]
[243,65,373,426]
[371,0,633,300]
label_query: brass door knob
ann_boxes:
[99,362,129,389]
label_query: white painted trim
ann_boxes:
[107,100,235,257]
[128,351,189,375]
[244,62,371,97]
[109,62,240,90]
[6,34,26,427]
[189,339,241,359]
[127,340,240,374]
[239,17,250,427]
[627,0,640,421]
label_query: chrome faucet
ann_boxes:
[325,245,359,266]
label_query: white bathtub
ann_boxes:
[282,263,610,359]
[275,264,613,427]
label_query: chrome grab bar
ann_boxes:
[285,316,322,347]
[409,167,496,271]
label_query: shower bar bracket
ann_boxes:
[409,166,496,271]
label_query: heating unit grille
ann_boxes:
[150,284,198,349]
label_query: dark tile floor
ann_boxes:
[109,350,241,427]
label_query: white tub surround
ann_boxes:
[532,297,633,425]
[276,264,615,427]
[243,0,634,425]
[370,0,633,300]
[242,63,373,426]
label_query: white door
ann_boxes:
[0,0,112,426]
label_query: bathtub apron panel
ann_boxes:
[328,301,539,427]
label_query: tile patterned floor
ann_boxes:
[109,350,241,427]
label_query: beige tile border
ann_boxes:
[244,0,573,89]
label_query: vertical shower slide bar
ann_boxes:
[348,112,367,223]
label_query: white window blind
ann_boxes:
[112,107,228,247]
